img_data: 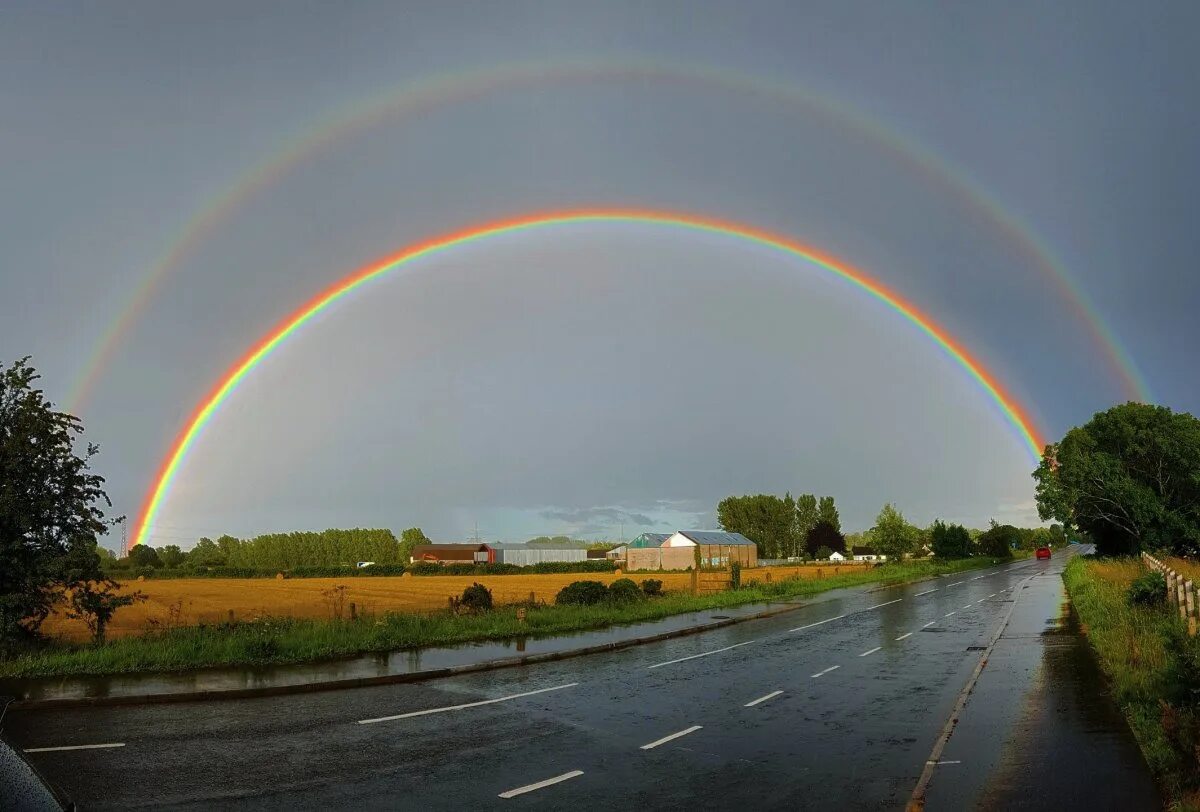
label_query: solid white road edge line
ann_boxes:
[859,646,882,657]
[24,743,125,753]
[811,665,840,678]
[640,725,703,750]
[790,614,845,633]
[895,632,913,641]
[358,682,578,724]
[744,690,784,707]
[498,770,584,798]
[647,640,756,669]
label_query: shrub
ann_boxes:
[640,578,664,597]
[555,580,610,606]
[1128,571,1167,607]
[608,578,643,603]
[730,560,742,589]
[459,583,493,612]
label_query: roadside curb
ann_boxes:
[8,601,811,711]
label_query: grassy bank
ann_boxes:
[1063,556,1200,807]
[4,555,1015,680]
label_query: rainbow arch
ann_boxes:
[70,58,1149,415]
[131,209,1045,550]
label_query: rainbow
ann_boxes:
[68,59,1149,416]
[131,209,1045,550]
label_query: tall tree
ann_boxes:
[126,544,162,568]
[718,494,791,559]
[1034,403,1200,556]
[817,496,841,533]
[794,494,818,554]
[805,520,846,557]
[399,527,431,561]
[870,503,917,561]
[976,521,1018,558]
[0,357,129,651]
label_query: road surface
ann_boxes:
[5,551,1159,810]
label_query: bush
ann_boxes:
[1128,571,1167,607]
[608,578,643,603]
[459,583,493,612]
[730,560,742,589]
[640,578,664,597]
[555,580,610,606]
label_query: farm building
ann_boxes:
[852,546,886,562]
[604,544,628,560]
[827,551,846,562]
[483,543,587,566]
[627,531,758,570]
[410,544,488,564]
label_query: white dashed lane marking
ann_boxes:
[647,641,756,670]
[811,665,841,678]
[498,770,584,798]
[744,690,783,707]
[359,683,578,724]
[895,632,913,641]
[859,646,882,657]
[640,725,703,750]
[790,615,845,633]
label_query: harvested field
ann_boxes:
[43,564,872,642]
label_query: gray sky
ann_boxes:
[2,1,1197,549]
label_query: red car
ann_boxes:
[1036,546,1052,560]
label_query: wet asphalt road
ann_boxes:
[5,551,1159,810]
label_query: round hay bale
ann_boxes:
[276,572,285,580]
[137,575,145,582]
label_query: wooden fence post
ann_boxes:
[1187,581,1197,637]
[1179,578,1188,620]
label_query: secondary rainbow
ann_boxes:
[68,58,1149,415]
[131,209,1046,550]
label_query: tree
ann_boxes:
[0,358,118,651]
[976,521,1018,558]
[126,543,162,568]
[1034,403,1200,556]
[805,520,846,558]
[67,579,144,644]
[929,520,972,559]
[795,494,819,551]
[157,544,185,568]
[399,527,431,562]
[718,494,792,559]
[871,503,917,561]
[187,537,225,568]
[817,496,841,533]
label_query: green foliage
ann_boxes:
[717,493,791,558]
[805,520,846,557]
[730,560,742,589]
[930,520,972,559]
[66,579,144,644]
[976,522,1018,558]
[188,537,226,567]
[126,544,162,568]
[794,494,819,553]
[870,503,918,560]
[156,544,185,568]
[607,578,643,603]
[817,496,841,533]
[640,578,663,597]
[1128,571,1167,607]
[814,545,834,560]
[459,583,493,612]
[1034,403,1200,556]
[555,580,610,606]
[398,528,430,562]
[213,528,403,569]
[405,560,615,576]
[526,535,589,548]
[0,357,111,652]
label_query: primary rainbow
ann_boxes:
[131,209,1045,550]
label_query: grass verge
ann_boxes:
[1063,556,1200,808]
[3,555,1017,680]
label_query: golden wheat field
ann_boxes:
[41,564,870,642]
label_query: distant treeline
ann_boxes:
[109,560,618,580]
